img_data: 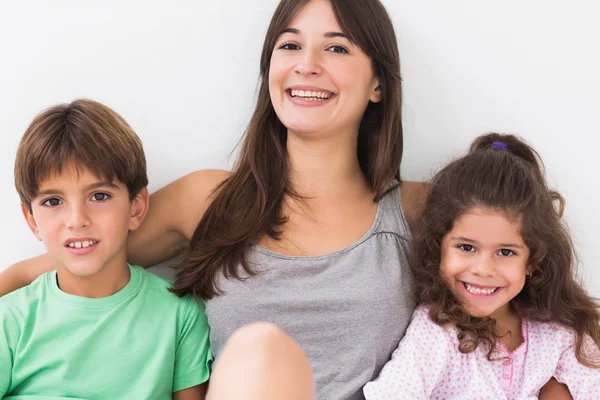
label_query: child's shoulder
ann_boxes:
[0,271,52,326]
[526,318,576,348]
[407,306,459,342]
[134,266,203,313]
[0,271,52,309]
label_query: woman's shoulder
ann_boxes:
[399,181,430,232]
[156,169,231,240]
[175,169,231,208]
[179,169,231,193]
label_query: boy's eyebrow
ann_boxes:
[37,181,119,196]
[451,236,524,249]
[280,28,348,39]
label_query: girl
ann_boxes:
[364,133,600,399]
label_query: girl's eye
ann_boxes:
[42,198,62,207]
[458,244,475,252]
[279,42,300,51]
[91,193,110,202]
[498,249,516,257]
[327,45,348,54]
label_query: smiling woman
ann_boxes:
[268,0,382,138]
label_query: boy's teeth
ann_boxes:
[465,283,498,295]
[68,240,97,248]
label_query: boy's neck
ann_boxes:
[56,259,131,299]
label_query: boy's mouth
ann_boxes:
[64,239,99,249]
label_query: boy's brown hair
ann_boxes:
[15,99,148,210]
[412,132,600,367]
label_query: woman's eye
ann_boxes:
[327,45,348,54]
[91,193,110,202]
[498,249,516,257]
[458,244,475,252]
[42,198,62,207]
[279,42,300,51]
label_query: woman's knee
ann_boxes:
[223,322,309,370]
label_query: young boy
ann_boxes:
[0,99,211,399]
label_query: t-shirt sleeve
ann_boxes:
[363,307,454,400]
[0,304,18,395]
[553,333,600,398]
[173,296,213,392]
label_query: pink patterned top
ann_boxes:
[364,307,600,400]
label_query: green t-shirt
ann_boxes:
[0,265,212,399]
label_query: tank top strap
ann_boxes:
[371,184,412,242]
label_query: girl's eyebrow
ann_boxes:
[451,236,524,249]
[451,236,479,244]
[498,243,525,249]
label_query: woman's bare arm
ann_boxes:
[400,181,429,234]
[126,169,230,267]
[539,378,572,400]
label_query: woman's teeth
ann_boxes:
[464,283,498,295]
[290,89,332,100]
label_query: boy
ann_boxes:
[0,99,211,399]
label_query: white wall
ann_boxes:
[1,1,598,294]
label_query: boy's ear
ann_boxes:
[21,203,42,241]
[128,187,150,231]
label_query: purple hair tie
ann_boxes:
[491,141,509,151]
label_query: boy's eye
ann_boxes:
[458,244,475,252]
[327,45,348,54]
[91,193,110,202]
[278,42,300,51]
[42,198,62,207]
[498,249,516,257]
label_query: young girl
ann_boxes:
[364,133,600,399]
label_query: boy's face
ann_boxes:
[22,162,147,279]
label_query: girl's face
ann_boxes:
[440,207,531,320]
[268,0,381,139]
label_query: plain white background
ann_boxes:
[0,1,598,294]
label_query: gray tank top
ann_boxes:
[205,187,415,400]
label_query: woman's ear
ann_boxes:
[369,77,382,103]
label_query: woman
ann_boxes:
[1,0,570,398]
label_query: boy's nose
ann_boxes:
[65,205,90,230]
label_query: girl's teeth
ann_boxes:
[465,283,498,295]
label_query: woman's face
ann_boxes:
[268,0,381,139]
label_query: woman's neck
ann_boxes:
[286,129,370,198]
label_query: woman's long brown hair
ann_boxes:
[171,0,404,299]
[412,133,600,366]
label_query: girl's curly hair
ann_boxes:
[411,133,600,366]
